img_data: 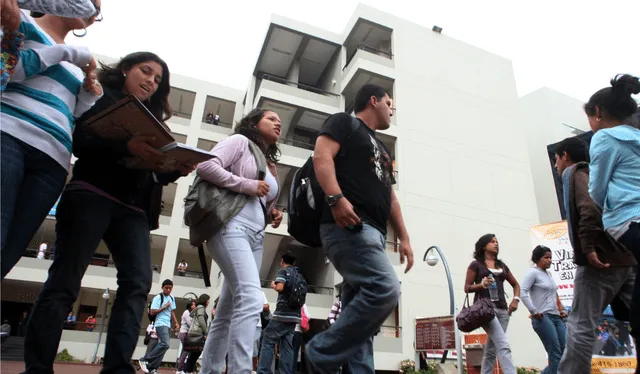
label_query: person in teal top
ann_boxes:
[139,279,178,374]
[583,73,640,374]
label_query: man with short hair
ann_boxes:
[305,83,414,373]
[139,279,179,374]
[553,137,636,374]
[257,252,302,374]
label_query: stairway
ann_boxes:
[1,336,25,362]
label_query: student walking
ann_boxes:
[139,280,179,374]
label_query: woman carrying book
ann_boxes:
[23,51,195,374]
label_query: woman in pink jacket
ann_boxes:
[196,108,283,374]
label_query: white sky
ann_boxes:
[66,0,639,101]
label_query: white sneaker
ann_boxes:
[138,359,149,373]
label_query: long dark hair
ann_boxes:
[234,108,281,163]
[584,74,640,124]
[98,52,172,121]
[473,233,504,268]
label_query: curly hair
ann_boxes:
[97,52,172,122]
[233,108,281,163]
[473,233,504,268]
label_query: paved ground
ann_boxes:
[0,361,177,374]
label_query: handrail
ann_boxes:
[174,269,204,279]
[261,74,340,98]
[202,119,233,129]
[343,44,394,71]
[279,137,314,150]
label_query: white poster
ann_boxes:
[529,221,637,373]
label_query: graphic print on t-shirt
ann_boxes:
[368,134,394,185]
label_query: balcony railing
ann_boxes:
[280,137,314,150]
[343,44,394,71]
[174,269,205,279]
[379,325,402,338]
[261,74,340,98]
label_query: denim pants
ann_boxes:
[618,222,640,372]
[305,223,400,374]
[142,326,171,370]
[200,222,265,374]
[558,265,635,374]
[254,326,263,358]
[23,189,153,374]
[257,319,296,374]
[1,132,67,279]
[481,308,516,374]
[532,313,566,374]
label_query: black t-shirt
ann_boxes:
[318,113,395,236]
[468,260,511,310]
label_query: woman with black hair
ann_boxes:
[520,245,567,374]
[184,294,211,374]
[196,108,283,374]
[24,52,195,374]
[464,234,520,374]
[584,74,640,373]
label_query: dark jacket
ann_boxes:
[567,162,636,267]
[72,87,181,230]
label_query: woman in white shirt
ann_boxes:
[520,246,567,374]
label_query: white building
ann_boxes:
[2,3,591,371]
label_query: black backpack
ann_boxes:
[286,267,308,309]
[287,115,360,247]
[147,293,170,322]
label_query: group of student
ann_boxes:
[461,75,640,374]
[2,2,639,374]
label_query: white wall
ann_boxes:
[520,88,590,225]
[347,5,545,369]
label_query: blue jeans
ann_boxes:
[143,325,171,370]
[532,313,566,374]
[257,319,296,374]
[306,223,400,374]
[1,132,67,279]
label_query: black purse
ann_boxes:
[182,334,206,352]
[456,294,496,333]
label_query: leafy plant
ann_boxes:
[54,349,82,362]
[517,367,541,374]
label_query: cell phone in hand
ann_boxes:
[258,171,266,181]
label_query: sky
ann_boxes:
[66,0,640,102]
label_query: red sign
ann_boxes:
[415,316,456,351]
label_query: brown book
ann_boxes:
[82,95,175,149]
[123,143,214,172]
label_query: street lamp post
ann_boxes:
[92,288,110,364]
[423,246,463,374]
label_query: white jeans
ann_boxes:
[481,308,516,374]
[199,223,265,374]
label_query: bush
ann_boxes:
[54,349,83,363]
[517,367,541,374]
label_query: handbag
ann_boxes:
[182,307,207,352]
[456,294,496,333]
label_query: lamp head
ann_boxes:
[102,288,110,300]
[425,251,439,267]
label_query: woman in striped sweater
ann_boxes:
[0,2,102,280]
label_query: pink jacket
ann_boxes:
[196,134,280,217]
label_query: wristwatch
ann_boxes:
[325,194,344,207]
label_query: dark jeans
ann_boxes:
[0,132,67,279]
[142,326,170,370]
[532,313,566,374]
[306,224,400,374]
[619,222,640,373]
[184,350,202,372]
[23,189,152,374]
[292,331,303,371]
[257,319,296,374]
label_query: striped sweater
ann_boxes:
[0,10,101,170]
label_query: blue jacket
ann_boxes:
[589,125,640,230]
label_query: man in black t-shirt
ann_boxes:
[305,84,414,373]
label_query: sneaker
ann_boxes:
[138,359,149,373]
[149,370,159,374]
